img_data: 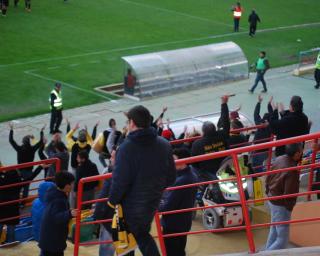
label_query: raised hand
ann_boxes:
[74,123,80,130]
[258,94,263,103]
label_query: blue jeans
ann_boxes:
[265,201,291,250]
[250,71,267,92]
[99,225,114,256]
[0,224,16,243]
[251,151,268,173]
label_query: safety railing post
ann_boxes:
[154,212,167,256]
[73,180,84,256]
[307,139,318,201]
[231,153,256,254]
[266,134,274,172]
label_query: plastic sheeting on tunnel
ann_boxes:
[122,41,249,99]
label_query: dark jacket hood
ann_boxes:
[44,186,67,204]
[127,127,157,145]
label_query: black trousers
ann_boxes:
[50,109,62,132]
[234,18,240,32]
[249,24,257,36]
[315,68,320,87]
[163,230,187,256]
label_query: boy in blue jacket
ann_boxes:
[159,148,198,256]
[31,181,55,242]
[39,172,77,256]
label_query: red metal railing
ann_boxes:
[74,132,320,256]
[0,158,61,222]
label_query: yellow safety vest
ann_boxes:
[316,52,320,70]
[49,89,63,110]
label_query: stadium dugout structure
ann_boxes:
[122,41,249,100]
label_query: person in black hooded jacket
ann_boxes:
[109,105,176,256]
[9,123,45,199]
[39,171,77,256]
[74,150,99,209]
[159,148,198,256]
[269,96,309,156]
[191,95,231,180]
[248,9,261,37]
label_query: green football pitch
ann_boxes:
[0,0,319,122]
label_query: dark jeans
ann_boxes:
[163,229,187,256]
[249,24,257,36]
[125,229,160,256]
[50,109,62,133]
[315,68,320,87]
[234,18,240,32]
[20,168,32,199]
[250,70,267,92]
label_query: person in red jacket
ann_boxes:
[232,2,243,32]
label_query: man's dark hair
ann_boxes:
[290,96,303,112]
[55,171,75,189]
[127,68,132,75]
[173,148,191,159]
[55,141,66,152]
[285,143,303,157]
[202,121,216,137]
[109,118,116,128]
[55,82,61,88]
[78,150,89,161]
[126,105,151,129]
[260,51,266,57]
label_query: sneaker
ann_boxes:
[248,89,253,94]
[315,85,319,89]
[54,129,62,133]
[261,90,267,93]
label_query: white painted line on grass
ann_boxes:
[89,60,101,64]
[117,0,233,28]
[24,70,114,101]
[69,63,80,67]
[2,22,320,68]
[48,66,61,70]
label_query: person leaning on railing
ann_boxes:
[264,143,303,251]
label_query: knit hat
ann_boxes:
[162,129,173,140]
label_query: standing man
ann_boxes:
[1,0,8,16]
[124,68,136,96]
[265,143,303,250]
[249,51,270,93]
[269,96,309,156]
[314,50,320,89]
[109,105,176,256]
[232,2,243,32]
[248,9,261,37]
[49,83,63,134]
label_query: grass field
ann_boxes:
[0,0,320,122]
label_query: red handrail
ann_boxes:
[0,158,61,223]
[73,132,320,256]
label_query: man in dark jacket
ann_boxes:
[0,168,23,243]
[9,123,45,199]
[191,95,231,180]
[248,9,260,37]
[251,95,273,173]
[39,171,77,256]
[159,148,198,256]
[265,143,303,250]
[74,150,99,209]
[109,105,176,256]
[269,96,309,156]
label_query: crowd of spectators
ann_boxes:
[0,93,317,255]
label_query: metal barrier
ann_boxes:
[0,158,61,223]
[74,132,320,256]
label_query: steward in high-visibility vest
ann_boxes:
[314,51,320,89]
[232,2,243,32]
[49,83,63,134]
[249,51,270,93]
